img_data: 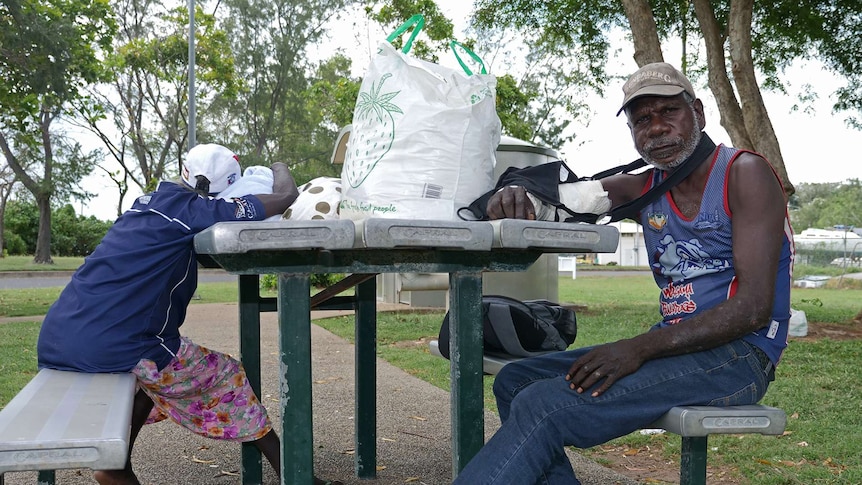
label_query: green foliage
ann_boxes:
[207,0,354,188]
[789,179,862,231]
[2,201,111,256]
[472,0,862,130]
[494,74,537,142]
[92,1,241,193]
[0,0,117,127]
[365,0,456,62]
[2,232,27,255]
[2,200,38,254]
[473,0,620,86]
[304,54,362,133]
[259,273,345,291]
[50,204,112,257]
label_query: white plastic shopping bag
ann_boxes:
[340,15,501,221]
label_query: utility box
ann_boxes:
[481,136,561,302]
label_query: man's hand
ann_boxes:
[486,186,536,220]
[257,162,299,218]
[565,339,645,397]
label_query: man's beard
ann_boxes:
[638,109,703,171]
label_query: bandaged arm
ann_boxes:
[526,180,612,221]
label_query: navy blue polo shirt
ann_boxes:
[37,182,266,373]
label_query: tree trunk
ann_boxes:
[33,107,56,264]
[727,0,795,196]
[0,177,12,257]
[691,0,753,149]
[0,193,6,257]
[34,194,54,264]
[620,0,664,65]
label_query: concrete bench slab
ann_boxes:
[195,219,357,254]
[0,369,136,476]
[490,219,620,252]
[358,218,494,250]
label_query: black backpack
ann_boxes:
[437,295,577,359]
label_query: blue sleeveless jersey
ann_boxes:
[639,145,794,366]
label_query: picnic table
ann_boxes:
[193,217,619,484]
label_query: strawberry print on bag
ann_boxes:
[345,73,403,188]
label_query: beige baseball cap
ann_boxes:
[617,62,695,116]
[181,143,242,195]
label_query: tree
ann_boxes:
[0,163,17,256]
[0,0,116,263]
[74,0,239,215]
[477,28,593,148]
[217,0,351,176]
[473,0,862,197]
[789,179,862,232]
[299,53,359,182]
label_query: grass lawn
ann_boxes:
[1,273,860,483]
[0,255,85,272]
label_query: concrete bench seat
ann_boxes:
[0,369,136,485]
[650,404,786,485]
[429,339,786,485]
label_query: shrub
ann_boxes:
[259,273,345,291]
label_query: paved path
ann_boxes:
[2,302,640,485]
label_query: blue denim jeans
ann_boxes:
[453,338,773,485]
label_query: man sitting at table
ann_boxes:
[37,144,341,485]
[453,62,793,484]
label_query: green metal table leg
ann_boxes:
[238,275,263,484]
[278,274,314,485]
[680,436,708,485]
[448,272,485,478]
[354,277,377,478]
[37,470,54,484]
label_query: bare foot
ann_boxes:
[94,469,142,485]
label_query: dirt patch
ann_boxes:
[791,320,862,341]
[391,335,436,349]
[587,440,744,484]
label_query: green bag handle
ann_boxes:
[450,40,487,75]
[386,14,425,54]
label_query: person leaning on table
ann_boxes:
[453,62,794,485]
[37,144,342,485]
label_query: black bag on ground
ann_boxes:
[437,295,577,359]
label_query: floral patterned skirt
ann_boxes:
[132,337,272,442]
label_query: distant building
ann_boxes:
[793,227,861,253]
[793,275,831,288]
[596,221,649,267]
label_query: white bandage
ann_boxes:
[558,180,611,214]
